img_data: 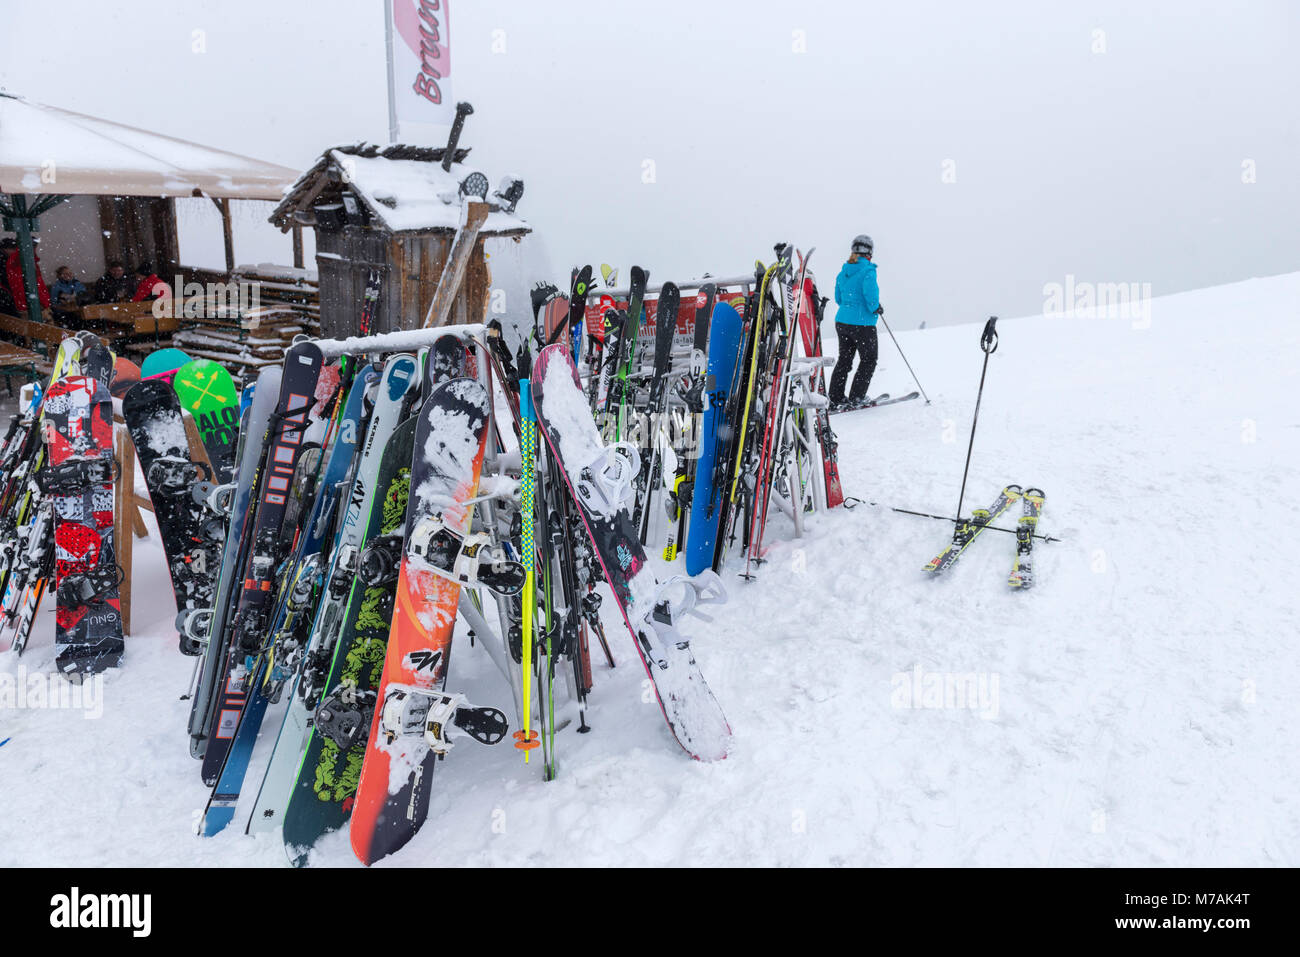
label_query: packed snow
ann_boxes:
[2,272,1297,866]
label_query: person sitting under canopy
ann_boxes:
[94,260,133,304]
[50,265,89,325]
[130,262,167,302]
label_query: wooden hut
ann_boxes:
[268,143,530,337]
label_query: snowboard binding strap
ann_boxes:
[379,685,508,753]
[358,533,404,587]
[407,514,525,596]
[575,441,641,516]
[650,570,728,626]
[146,456,212,494]
[36,456,116,494]
[314,685,376,751]
[56,562,125,607]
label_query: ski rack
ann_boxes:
[598,274,755,300]
[314,321,526,728]
[314,323,487,360]
[735,255,838,576]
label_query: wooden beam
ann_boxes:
[292,226,304,269]
[219,198,235,273]
[465,234,489,325]
[421,202,489,329]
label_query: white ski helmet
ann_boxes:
[851,234,874,256]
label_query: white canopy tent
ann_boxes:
[0,92,296,200]
[0,92,299,320]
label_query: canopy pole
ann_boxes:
[219,199,235,273]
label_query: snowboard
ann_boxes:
[123,378,221,655]
[173,358,241,483]
[247,356,416,838]
[201,364,373,836]
[40,375,124,677]
[349,377,492,866]
[663,283,716,561]
[532,344,731,761]
[0,341,84,653]
[110,357,141,399]
[200,342,323,785]
[430,335,471,385]
[187,365,281,760]
[140,347,191,381]
[281,415,416,864]
[685,301,743,576]
[81,343,115,388]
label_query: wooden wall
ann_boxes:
[315,226,390,337]
[315,226,493,338]
[97,196,179,277]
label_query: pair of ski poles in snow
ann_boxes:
[888,316,1059,543]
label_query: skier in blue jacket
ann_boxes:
[830,234,881,409]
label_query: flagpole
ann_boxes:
[384,0,399,143]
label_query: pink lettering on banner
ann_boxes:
[395,0,451,107]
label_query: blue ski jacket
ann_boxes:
[834,258,880,326]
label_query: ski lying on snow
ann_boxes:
[1008,488,1046,589]
[923,485,1022,575]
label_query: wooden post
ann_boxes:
[113,424,135,636]
[465,235,490,325]
[292,226,304,269]
[181,410,212,474]
[221,199,236,273]
[213,197,236,274]
[422,202,490,328]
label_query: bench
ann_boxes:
[0,310,71,356]
[0,341,49,395]
[82,301,181,340]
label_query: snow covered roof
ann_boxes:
[0,93,298,200]
[269,143,529,236]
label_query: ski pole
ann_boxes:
[888,505,1060,542]
[878,314,931,404]
[514,373,540,762]
[955,317,998,520]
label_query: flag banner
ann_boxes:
[386,0,453,142]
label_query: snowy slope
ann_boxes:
[2,272,1298,867]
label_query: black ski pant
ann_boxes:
[830,322,878,403]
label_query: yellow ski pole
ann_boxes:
[513,375,540,761]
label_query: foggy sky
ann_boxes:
[3,0,1296,326]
